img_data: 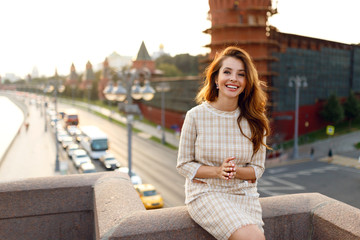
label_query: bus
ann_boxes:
[63,108,79,127]
[79,126,109,159]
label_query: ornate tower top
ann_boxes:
[136,41,152,61]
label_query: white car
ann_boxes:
[67,125,81,136]
[78,162,96,174]
[72,149,92,168]
[99,153,121,170]
[66,143,80,158]
[116,167,142,185]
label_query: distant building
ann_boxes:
[32,66,39,79]
[3,73,19,82]
[98,58,112,100]
[152,44,169,60]
[107,51,132,71]
[81,61,95,90]
[132,41,163,77]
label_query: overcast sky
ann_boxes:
[0,0,359,78]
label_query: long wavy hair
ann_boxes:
[196,46,271,156]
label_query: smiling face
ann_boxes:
[215,56,246,102]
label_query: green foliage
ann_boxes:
[157,63,183,77]
[320,93,344,124]
[343,91,360,127]
[155,53,199,76]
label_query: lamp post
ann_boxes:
[103,69,155,178]
[103,80,115,120]
[156,82,170,145]
[44,77,65,172]
[289,75,307,159]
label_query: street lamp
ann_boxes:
[156,82,170,145]
[103,69,155,178]
[44,78,65,172]
[289,75,307,159]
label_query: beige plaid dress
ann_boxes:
[176,101,266,240]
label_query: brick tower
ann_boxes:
[98,58,112,100]
[132,41,156,74]
[204,0,278,94]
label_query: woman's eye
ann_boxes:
[224,70,230,74]
[238,73,245,77]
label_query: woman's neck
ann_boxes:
[210,98,238,112]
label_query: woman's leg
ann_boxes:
[229,224,265,240]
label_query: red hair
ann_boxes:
[196,46,271,155]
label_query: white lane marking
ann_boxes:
[259,165,342,196]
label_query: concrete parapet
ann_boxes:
[0,172,359,240]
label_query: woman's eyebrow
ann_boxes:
[223,67,245,72]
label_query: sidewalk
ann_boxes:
[319,155,360,169]
[280,130,360,168]
[0,101,57,182]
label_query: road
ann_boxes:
[5,97,359,210]
[258,160,360,209]
[59,103,186,208]
[61,102,360,209]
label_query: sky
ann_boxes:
[0,0,359,79]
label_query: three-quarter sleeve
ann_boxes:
[176,111,202,180]
[248,137,267,180]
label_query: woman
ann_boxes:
[176,46,270,240]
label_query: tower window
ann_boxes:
[248,15,255,25]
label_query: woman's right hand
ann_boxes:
[218,157,236,180]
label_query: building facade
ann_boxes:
[204,0,360,142]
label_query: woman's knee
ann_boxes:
[229,224,265,240]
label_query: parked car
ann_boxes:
[115,167,142,185]
[78,162,96,174]
[67,143,80,158]
[72,149,92,168]
[99,153,121,170]
[134,184,164,209]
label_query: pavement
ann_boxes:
[0,100,58,182]
[1,95,360,183]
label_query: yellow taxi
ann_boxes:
[134,184,164,209]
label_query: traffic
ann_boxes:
[45,101,166,210]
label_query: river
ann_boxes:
[0,95,24,161]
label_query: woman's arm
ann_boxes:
[176,112,202,180]
[194,157,238,180]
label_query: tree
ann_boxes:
[155,53,199,76]
[320,93,344,124]
[343,91,360,128]
[157,63,183,77]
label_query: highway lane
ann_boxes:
[59,103,186,208]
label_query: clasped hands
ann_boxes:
[219,157,256,183]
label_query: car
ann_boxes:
[78,162,97,174]
[115,167,142,185]
[99,153,121,170]
[67,143,80,158]
[61,136,74,149]
[67,125,81,136]
[72,149,92,168]
[57,130,70,143]
[75,132,85,143]
[134,184,164,209]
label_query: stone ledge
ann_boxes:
[103,192,360,240]
[1,172,360,240]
